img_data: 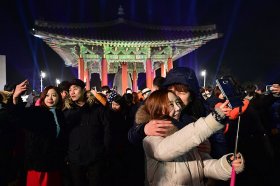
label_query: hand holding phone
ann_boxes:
[218,100,232,116]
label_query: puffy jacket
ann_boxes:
[64,103,110,165]
[12,106,66,171]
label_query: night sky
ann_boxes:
[0,0,279,91]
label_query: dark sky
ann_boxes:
[0,0,279,90]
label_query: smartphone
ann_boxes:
[266,85,273,93]
[216,78,244,109]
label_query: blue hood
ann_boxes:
[163,67,200,96]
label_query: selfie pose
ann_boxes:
[135,89,244,186]
[12,80,66,186]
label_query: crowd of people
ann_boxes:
[0,66,280,186]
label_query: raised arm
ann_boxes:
[202,153,244,180]
[144,108,226,161]
[13,80,28,105]
[143,101,231,161]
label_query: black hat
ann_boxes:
[69,79,85,89]
[112,94,123,105]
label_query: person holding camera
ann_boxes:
[135,89,244,186]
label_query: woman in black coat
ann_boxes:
[12,80,66,186]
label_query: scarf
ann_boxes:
[49,107,60,138]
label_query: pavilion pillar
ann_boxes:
[132,65,138,92]
[78,57,84,81]
[101,57,108,86]
[160,62,166,77]
[146,58,152,89]
[84,68,90,90]
[152,70,155,79]
[167,57,173,72]
[132,63,138,92]
[121,62,128,95]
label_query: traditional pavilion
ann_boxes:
[32,8,221,94]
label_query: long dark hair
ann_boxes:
[40,86,63,109]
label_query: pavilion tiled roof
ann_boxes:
[32,18,221,73]
[33,18,219,43]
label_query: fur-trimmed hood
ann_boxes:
[135,105,151,125]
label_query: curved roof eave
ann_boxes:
[34,18,217,32]
[33,30,220,47]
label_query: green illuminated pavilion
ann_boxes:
[32,16,220,93]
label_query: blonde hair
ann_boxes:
[0,91,12,104]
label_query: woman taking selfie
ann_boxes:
[135,89,244,186]
[12,80,66,186]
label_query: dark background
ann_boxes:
[0,0,279,90]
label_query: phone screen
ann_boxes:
[216,79,244,109]
[266,85,272,93]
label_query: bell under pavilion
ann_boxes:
[32,17,220,94]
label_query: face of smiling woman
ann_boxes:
[44,88,59,108]
[167,92,182,121]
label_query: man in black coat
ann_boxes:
[64,79,110,186]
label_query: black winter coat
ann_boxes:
[249,94,278,134]
[13,106,67,172]
[64,103,110,166]
[0,105,18,151]
[226,104,276,186]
